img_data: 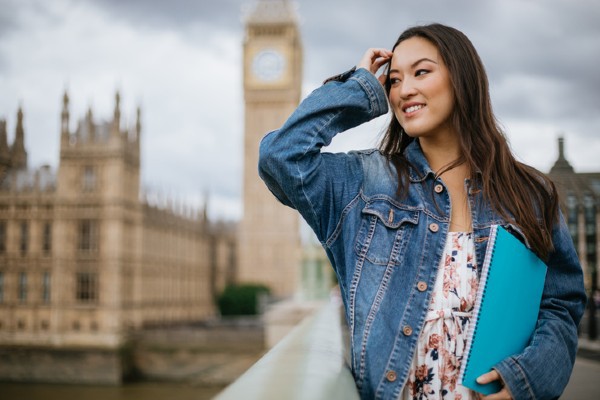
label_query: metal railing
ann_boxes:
[215,300,359,400]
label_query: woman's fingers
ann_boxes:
[476,370,513,400]
[357,48,392,75]
[476,370,500,384]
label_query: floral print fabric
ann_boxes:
[401,232,479,400]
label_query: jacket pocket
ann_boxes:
[354,199,420,266]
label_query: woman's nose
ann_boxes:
[399,79,418,99]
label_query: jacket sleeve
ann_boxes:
[494,212,586,399]
[258,68,389,242]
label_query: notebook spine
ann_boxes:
[458,224,498,384]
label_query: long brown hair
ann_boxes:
[380,23,558,259]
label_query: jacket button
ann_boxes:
[386,370,397,382]
[434,184,444,193]
[429,223,439,232]
[403,325,413,336]
[417,281,427,291]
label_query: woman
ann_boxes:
[258,23,585,399]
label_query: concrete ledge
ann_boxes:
[215,300,359,400]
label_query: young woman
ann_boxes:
[258,23,586,400]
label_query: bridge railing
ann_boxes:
[214,299,359,400]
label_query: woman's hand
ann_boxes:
[476,370,513,400]
[357,48,393,86]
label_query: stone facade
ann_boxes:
[0,92,236,353]
[548,137,599,291]
[237,0,303,298]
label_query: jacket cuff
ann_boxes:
[494,357,534,400]
[323,66,357,84]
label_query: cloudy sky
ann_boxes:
[1,0,599,220]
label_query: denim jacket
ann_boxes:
[258,67,586,400]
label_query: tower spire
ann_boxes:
[549,135,574,174]
[558,137,566,161]
[10,105,28,169]
[135,106,141,139]
[61,90,70,138]
[0,119,10,166]
[86,106,96,140]
[113,90,121,134]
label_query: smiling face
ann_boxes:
[388,37,456,141]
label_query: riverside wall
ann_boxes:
[0,318,265,386]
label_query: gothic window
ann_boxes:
[83,165,96,192]
[42,222,52,254]
[78,220,98,252]
[20,221,28,255]
[19,272,27,303]
[76,272,98,303]
[42,271,51,304]
[0,221,6,253]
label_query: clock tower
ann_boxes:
[239,0,302,298]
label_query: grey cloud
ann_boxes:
[3,0,599,220]
[0,0,22,36]
[299,0,600,142]
[88,0,600,150]
[0,0,24,72]
[85,0,246,33]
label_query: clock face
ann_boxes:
[252,49,286,82]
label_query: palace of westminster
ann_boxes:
[0,0,598,384]
[0,92,238,348]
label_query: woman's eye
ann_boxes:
[389,77,401,85]
[415,69,429,77]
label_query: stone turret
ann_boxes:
[112,91,121,136]
[10,106,27,170]
[0,119,9,163]
[549,136,575,174]
[0,119,10,178]
[547,135,595,208]
[86,107,96,141]
[135,106,141,140]
[57,91,140,203]
[132,106,141,148]
[61,90,70,137]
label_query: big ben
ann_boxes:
[238,0,302,298]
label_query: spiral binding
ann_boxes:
[458,224,498,385]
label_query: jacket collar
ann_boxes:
[403,139,483,184]
[404,140,435,183]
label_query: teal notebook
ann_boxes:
[458,225,547,395]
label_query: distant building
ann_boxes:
[548,137,599,292]
[0,93,236,351]
[238,0,303,298]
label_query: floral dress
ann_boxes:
[401,231,479,400]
